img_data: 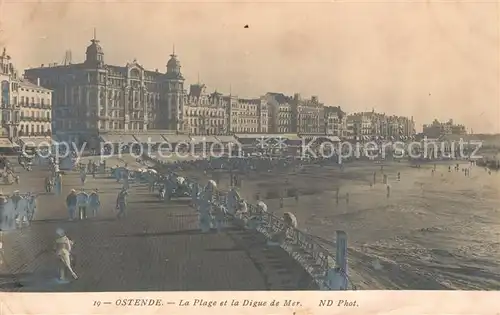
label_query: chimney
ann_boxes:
[37,78,40,86]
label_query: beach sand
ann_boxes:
[183,159,500,290]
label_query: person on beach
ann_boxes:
[386,185,391,198]
[397,172,401,181]
[345,193,349,205]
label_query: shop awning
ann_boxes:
[0,138,16,148]
[190,136,218,143]
[162,135,191,144]
[235,134,272,139]
[327,136,341,142]
[214,136,241,146]
[99,134,136,144]
[282,134,301,141]
[215,135,235,142]
[18,137,53,148]
[133,134,165,144]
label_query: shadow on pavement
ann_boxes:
[114,229,206,237]
[32,219,71,224]
[115,227,241,238]
[205,247,245,252]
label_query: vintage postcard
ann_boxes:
[0,0,498,314]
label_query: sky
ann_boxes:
[0,0,499,133]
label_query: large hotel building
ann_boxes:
[21,35,416,146]
[24,36,185,145]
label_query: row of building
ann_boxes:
[0,35,468,148]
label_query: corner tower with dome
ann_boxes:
[24,34,187,145]
[159,47,185,130]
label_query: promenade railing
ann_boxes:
[114,155,357,290]
[187,180,356,290]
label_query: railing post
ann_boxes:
[336,230,347,274]
[325,230,348,290]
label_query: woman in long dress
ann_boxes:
[54,228,78,281]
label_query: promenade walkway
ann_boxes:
[0,162,317,291]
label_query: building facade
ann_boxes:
[324,106,346,138]
[291,94,325,135]
[265,92,293,134]
[18,79,53,137]
[346,113,372,140]
[227,96,268,134]
[24,37,183,144]
[346,111,415,141]
[0,48,52,140]
[183,83,227,135]
[423,119,466,138]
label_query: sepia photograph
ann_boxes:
[0,0,498,301]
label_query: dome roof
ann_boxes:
[86,39,104,55]
[167,54,180,69]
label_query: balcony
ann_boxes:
[19,116,52,122]
[0,103,20,109]
[18,102,52,110]
[18,131,52,137]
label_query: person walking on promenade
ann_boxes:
[88,189,100,218]
[80,166,87,186]
[122,168,130,190]
[76,190,89,220]
[45,176,53,193]
[66,189,77,221]
[54,228,78,282]
[54,173,62,196]
[116,188,129,219]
